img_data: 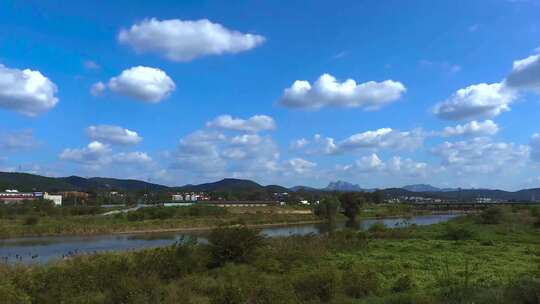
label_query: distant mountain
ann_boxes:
[0,172,168,192]
[0,172,77,192]
[323,181,375,192]
[290,185,320,192]
[402,184,441,192]
[175,178,288,193]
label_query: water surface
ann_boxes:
[0,213,459,264]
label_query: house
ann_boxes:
[0,190,42,203]
[44,193,63,206]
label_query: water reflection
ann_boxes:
[0,214,459,264]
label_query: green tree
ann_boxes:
[315,196,340,223]
[339,192,365,223]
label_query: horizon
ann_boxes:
[1,170,537,192]
[1,1,540,191]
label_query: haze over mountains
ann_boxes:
[1,172,540,202]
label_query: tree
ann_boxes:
[339,192,365,223]
[315,196,340,223]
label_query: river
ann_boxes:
[0,214,459,264]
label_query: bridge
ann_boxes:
[407,201,540,210]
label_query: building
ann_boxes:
[44,193,63,206]
[0,190,42,203]
[1,189,62,206]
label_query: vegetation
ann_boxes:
[0,203,319,238]
[1,206,540,303]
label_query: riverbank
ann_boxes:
[1,206,539,303]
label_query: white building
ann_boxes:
[44,193,62,206]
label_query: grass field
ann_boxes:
[1,206,540,303]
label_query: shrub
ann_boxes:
[207,226,265,267]
[0,282,31,304]
[442,224,474,241]
[23,216,39,226]
[503,276,540,303]
[480,207,504,225]
[343,267,380,298]
[368,222,388,233]
[293,267,341,302]
[392,274,415,293]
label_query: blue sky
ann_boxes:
[1,0,540,190]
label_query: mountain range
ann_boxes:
[1,171,540,202]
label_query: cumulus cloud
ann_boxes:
[86,125,142,145]
[83,60,100,71]
[279,73,406,110]
[433,83,517,120]
[296,128,424,155]
[339,153,428,177]
[59,141,112,166]
[0,130,39,151]
[531,134,540,162]
[90,82,106,96]
[168,128,279,180]
[59,141,153,170]
[0,64,58,116]
[286,158,317,174]
[206,115,276,132]
[441,120,499,137]
[506,52,540,93]
[93,66,175,103]
[432,137,529,174]
[118,18,265,62]
[111,152,153,165]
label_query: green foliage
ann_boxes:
[126,205,227,222]
[442,224,474,241]
[314,196,340,222]
[207,226,265,267]
[392,274,416,293]
[23,216,39,226]
[342,266,380,298]
[339,192,365,222]
[0,282,31,304]
[293,266,341,302]
[480,207,505,225]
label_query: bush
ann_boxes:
[368,222,388,233]
[392,274,415,293]
[23,216,39,226]
[503,276,540,303]
[0,282,31,304]
[343,267,380,298]
[293,267,341,302]
[442,224,474,241]
[207,226,265,267]
[480,207,504,225]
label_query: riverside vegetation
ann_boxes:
[0,200,320,238]
[0,197,420,238]
[2,204,540,303]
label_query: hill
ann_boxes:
[0,172,168,192]
[175,178,288,193]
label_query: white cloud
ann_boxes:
[206,115,276,132]
[83,60,100,70]
[279,73,406,110]
[86,125,142,145]
[0,130,39,151]
[59,141,153,170]
[292,128,424,155]
[531,134,540,162]
[432,137,529,174]
[94,66,175,103]
[441,120,499,137]
[118,18,265,62]
[111,152,153,165]
[433,82,517,120]
[169,129,279,180]
[59,141,112,166]
[90,82,106,96]
[339,153,428,177]
[0,64,58,116]
[286,158,317,174]
[506,52,540,93]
